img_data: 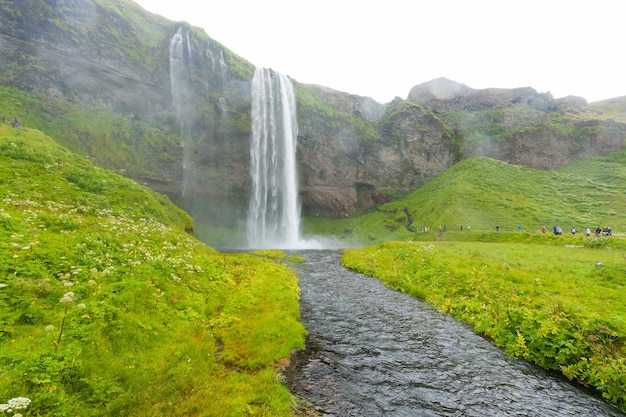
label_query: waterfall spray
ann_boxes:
[247,68,301,248]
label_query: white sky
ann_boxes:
[133,0,626,104]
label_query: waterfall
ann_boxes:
[247,68,301,248]
[169,27,192,196]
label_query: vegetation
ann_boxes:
[342,239,626,412]
[0,125,305,416]
[0,85,182,178]
[301,152,626,244]
[293,82,381,141]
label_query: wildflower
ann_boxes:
[1,397,32,412]
[0,283,7,288]
[64,281,74,287]
[77,303,86,310]
[59,292,76,303]
[45,325,55,331]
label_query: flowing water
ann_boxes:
[285,250,624,417]
[169,27,193,196]
[247,68,300,248]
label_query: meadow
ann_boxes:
[0,125,305,416]
[342,237,626,412]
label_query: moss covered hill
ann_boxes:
[304,151,626,244]
[0,124,306,416]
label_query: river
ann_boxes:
[284,250,624,417]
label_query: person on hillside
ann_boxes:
[467,225,471,231]
[585,227,591,237]
[517,224,522,232]
[571,227,576,235]
[541,226,546,234]
[12,117,19,128]
[496,225,500,232]
[595,227,601,237]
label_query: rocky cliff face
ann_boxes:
[0,1,625,227]
[408,78,626,169]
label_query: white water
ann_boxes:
[169,27,192,196]
[247,68,309,249]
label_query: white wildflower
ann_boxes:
[59,292,77,304]
[7,396,31,410]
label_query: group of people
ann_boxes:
[2,115,20,128]
[543,225,612,237]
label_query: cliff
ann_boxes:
[0,0,625,231]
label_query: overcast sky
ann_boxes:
[133,0,626,104]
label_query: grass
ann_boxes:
[301,152,626,244]
[0,125,305,416]
[342,239,626,412]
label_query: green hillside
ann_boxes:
[0,125,305,416]
[587,96,626,123]
[303,153,626,244]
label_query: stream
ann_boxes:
[284,250,624,417]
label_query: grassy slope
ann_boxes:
[0,125,305,416]
[587,97,626,124]
[303,152,626,245]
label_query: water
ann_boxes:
[285,250,624,417]
[169,27,192,195]
[247,68,300,248]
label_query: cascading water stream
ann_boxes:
[247,68,301,249]
[169,27,192,196]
